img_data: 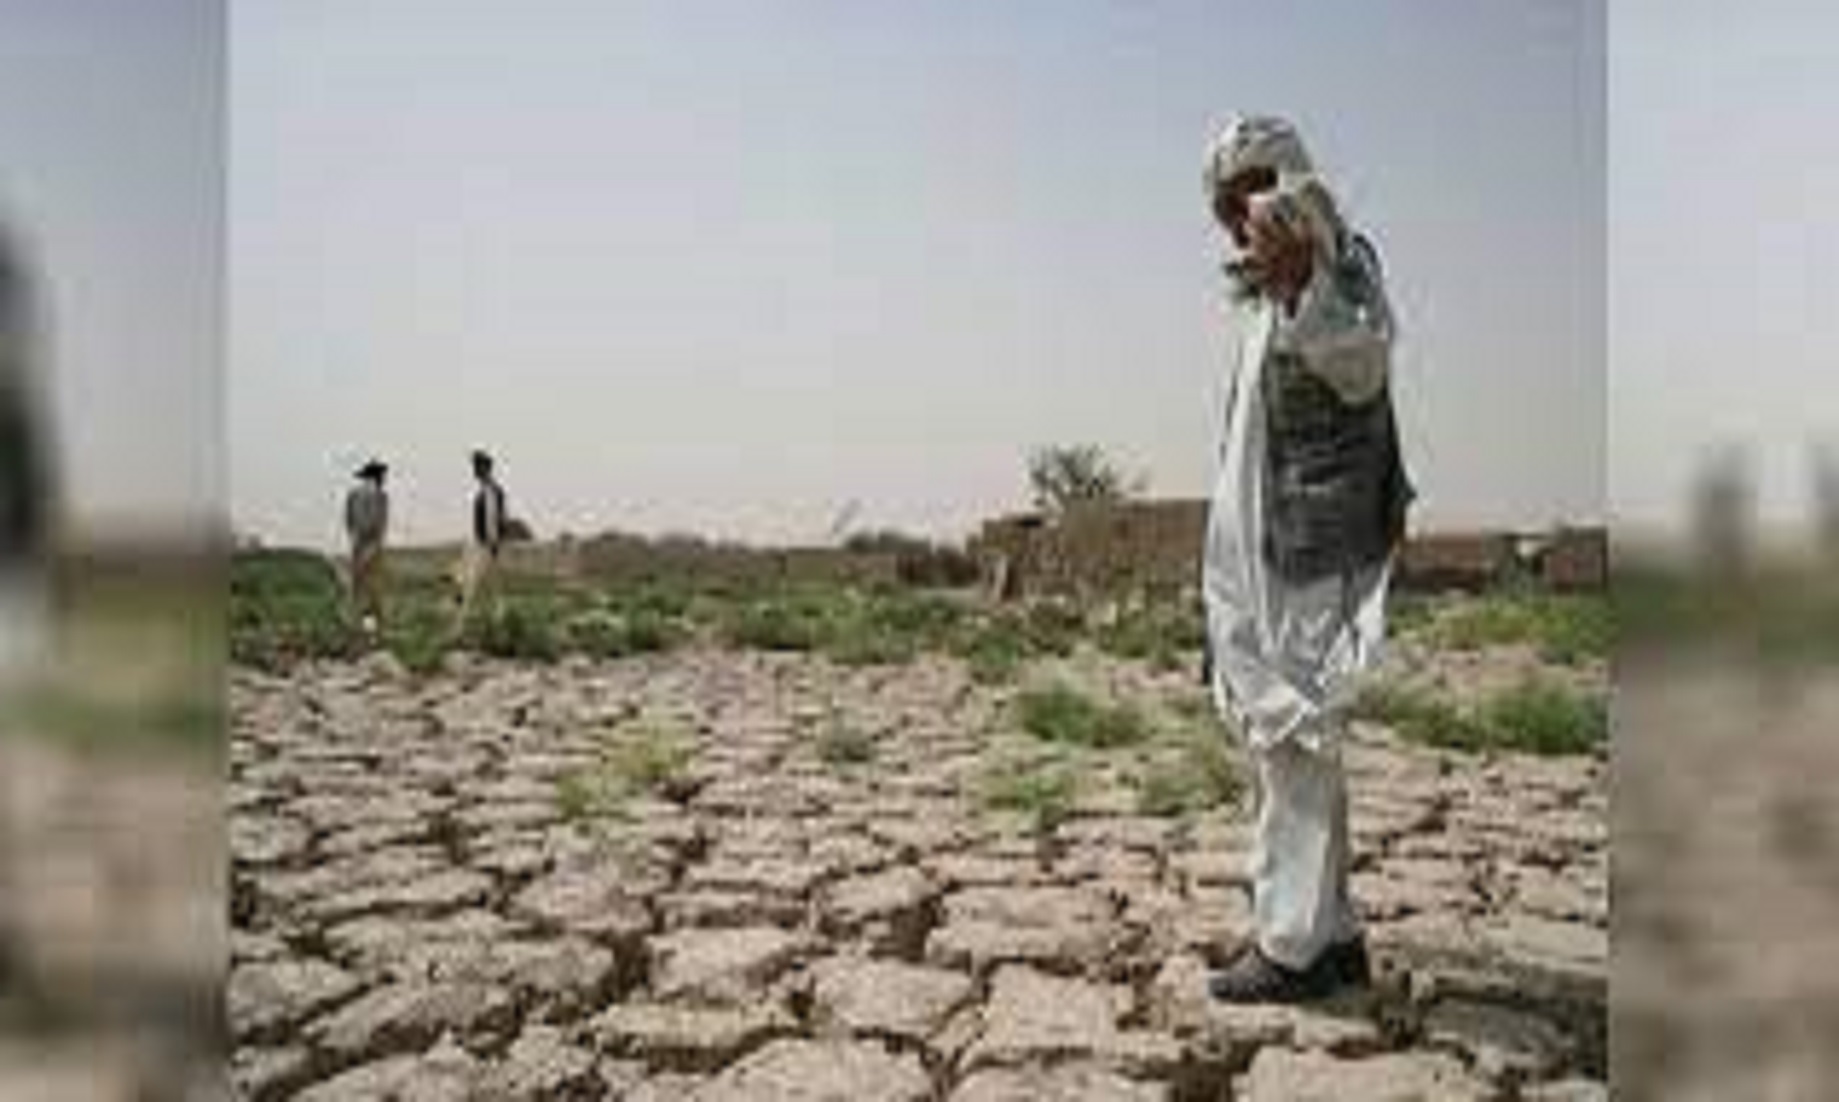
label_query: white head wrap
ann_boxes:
[1203,115,1314,199]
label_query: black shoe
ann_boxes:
[1207,944,1335,1004]
[1207,938,1369,1005]
[1322,934,1372,989]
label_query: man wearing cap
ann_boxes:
[344,460,390,636]
[1200,115,1414,1002]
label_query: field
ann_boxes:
[217,547,1611,1100]
[0,568,222,1098]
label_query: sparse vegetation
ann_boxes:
[721,591,836,652]
[471,600,564,662]
[1137,732,1242,818]
[555,766,629,823]
[1354,679,1607,757]
[606,723,695,793]
[980,760,1078,836]
[557,720,697,820]
[230,549,359,669]
[1352,683,1487,751]
[1424,592,1612,665]
[958,620,1030,684]
[1388,593,1437,637]
[1096,602,1204,671]
[1019,601,1084,658]
[384,603,451,676]
[567,606,683,659]
[1478,680,1609,756]
[1015,683,1150,749]
[1166,692,1214,724]
[815,716,877,768]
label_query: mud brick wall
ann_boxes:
[1394,532,1519,593]
[573,534,899,590]
[972,500,1210,599]
[1534,527,1609,592]
[974,502,1604,597]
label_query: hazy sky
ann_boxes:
[1609,0,1839,538]
[0,0,222,533]
[231,0,1605,550]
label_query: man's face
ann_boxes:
[1211,165,1277,250]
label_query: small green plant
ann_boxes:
[1167,693,1214,724]
[862,590,964,647]
[960,624,1028,684]
[472,601,564,662]
[1530,599,1614,665]
[1095,601,1199,669]
[1478,681,1608,756]
[558,721,696,820]
[385,604,451,675]
[568,609,633,658]
[1351,683,1486,751]
[980,762,1078,836]
[1020,601,1083,658]
[1136,731,1242,818]
[606,723,695,793]
[624,608,682,653]
[623,583,694,621]
[555,767,627,822]
[722,593,834,651]
[825,624,917,667]
[1354,680,1606,757]
[1387,593,1436,637]
[815,717,877,767]
[229,549,360,669]
[566,606,680,659]
[1015,683,1149,749]
[1426,594,1612,665]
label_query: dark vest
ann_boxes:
[473,479,507,550]
[1260,353,1412,584]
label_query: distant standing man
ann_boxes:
[1200,116,1414,1002]
[344,459,390,636]
[454,448,508,630]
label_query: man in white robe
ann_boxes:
[1201,115,1413,1002]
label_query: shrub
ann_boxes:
[1015,684,1149,749]
[959,621,1029,684]
[815,717,877,767]
[1479,681,1609,756]
[229,549,359,669]
[1426,594,1612,665]
[1351,683,1486,751]
[1354,680,1607,757]
[722,592,835,651]
[980,762,1078,836]
[385,604,451,676]
[472,601,563,662]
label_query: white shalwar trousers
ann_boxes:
[1248,730,1361,968]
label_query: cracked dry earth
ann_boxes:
[0,734,223,1101]
[230,648,1607,1101]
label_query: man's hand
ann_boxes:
[1245,200,1315,312]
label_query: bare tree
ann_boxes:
[1027,444,1143,515]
